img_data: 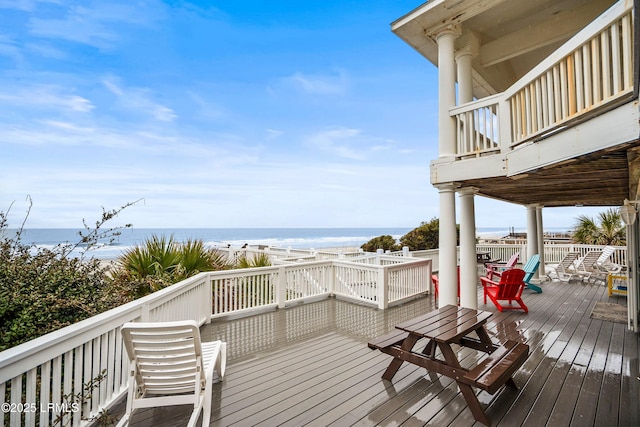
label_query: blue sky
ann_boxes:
[0,0,606,230]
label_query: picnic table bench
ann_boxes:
[368,304,529,427]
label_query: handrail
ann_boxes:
[0,255,429,426]
[0,273,211,426]
[506,0,634,146]
[0,239,626,425]
[450,0,635,157]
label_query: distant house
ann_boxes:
[392,0,640,329]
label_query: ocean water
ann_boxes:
[4,226,572,260]
[5,227,414,260]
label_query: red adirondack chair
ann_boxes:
[480,268,528,313]
[431,267,460,303]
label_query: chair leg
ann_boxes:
[518,298,528,313]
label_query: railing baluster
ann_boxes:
[622,14,632,89]
[10,376,21,427]
[25,369,36,427]
[591,37,602,103]
[602,29,611,98]
[40,362,51,427]
[611,19,621,94]
[575,48,584,113]
[582,44,592,107]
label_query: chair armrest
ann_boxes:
[480,276,499,287]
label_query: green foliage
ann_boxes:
[360,218,459,252]
[237,252,272,268]
[178,238,231,278]
[360,235,400,252]
[572,208,626,245]
[116,235,181,279]
[113,234,232,297]
[0,198,234,351]
[52,370,115,427]
[0,199,136,351]
[399,218,459,251]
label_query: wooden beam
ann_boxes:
[480,2,609,67]
[392,0,509,35]
[627,147,640,199]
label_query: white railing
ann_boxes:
[210,267,279,316]
[475,244,525,264]
[0,237,628,426]
[451,94,502,158]
[541,243,627,266]
[216,246,365,265]
[452,0,635,157]
[508,1,634,145]
[0,274,212,427]
[0,254,430,427]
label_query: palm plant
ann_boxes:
[115,235,231,294]
[174,238,231,281]
[572,208,626,245]
[237,252,272,268]
[118,235,181,279]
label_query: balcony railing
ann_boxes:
[0,239,628,426]
[451,0,635,158]
[0,255,430,427]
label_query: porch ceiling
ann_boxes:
[463,146,636,207]
[392,0,617,97]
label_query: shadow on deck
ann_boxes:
[115,278,639,426]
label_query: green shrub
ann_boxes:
[0,200,135,351]
[113,234,232,296]
[360,235,400,252]
[237,252,272,268]
[398,218,460,251]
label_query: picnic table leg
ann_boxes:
[381,334,419,381]
[475,327,497,354]
[438,342,492,426]
[422,339,436,357]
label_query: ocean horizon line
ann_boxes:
[4,226,574,261]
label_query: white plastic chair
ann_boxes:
[596,246,624,274]
[575,250,606,283]
[117,320,226,427]
[547,252,580,282]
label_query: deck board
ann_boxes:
[115,278,638,427]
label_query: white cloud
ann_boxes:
[265,129,283,141]
[306,127,365,160]
[281,70,349,95]
[188,92,227,120]
[27,1,165,49]
[103,77,177,122]
[0,85,94,112]
[0,0,37,11]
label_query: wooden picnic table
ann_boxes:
[368,305,529,426]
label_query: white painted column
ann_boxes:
[526,205,538,263]
[435,27,459,158]
[536,206,545,277]
[458,187,477,309]
[456,48,474,105]
[628,221,638,332]
[437,183,458,307]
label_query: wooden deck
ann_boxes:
[116,278,640,426]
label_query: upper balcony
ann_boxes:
[393,0,640,208]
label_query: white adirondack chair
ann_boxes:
[117,320,226,427]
